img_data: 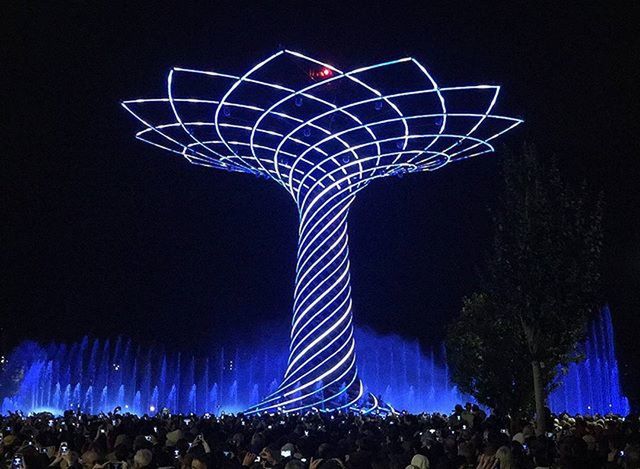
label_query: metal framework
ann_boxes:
[122,50,522,413]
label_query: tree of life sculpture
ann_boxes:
[122,50,522,413]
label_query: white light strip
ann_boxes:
[281,317,354,391]
[263,325,355,402]
[250,343,357,412]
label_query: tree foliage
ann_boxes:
[447,292,535,417]
[446,144,602,420]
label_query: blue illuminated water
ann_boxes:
[1,307,629,415]
[548,305,629,415]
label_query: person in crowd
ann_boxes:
[493,446,514,469]
[133,449,153,469]
[404,454,428,469]
[0,407,638,469]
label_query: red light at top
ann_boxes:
[311,67,334,79]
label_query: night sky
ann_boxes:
[5,2,640,397]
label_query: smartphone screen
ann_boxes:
[12,455,23,469]
[281,450,291,458]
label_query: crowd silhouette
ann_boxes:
[1,404,638,469]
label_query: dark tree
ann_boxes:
[447,292,535,419]
[446,144,602,432]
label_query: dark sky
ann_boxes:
[4,2,640,396]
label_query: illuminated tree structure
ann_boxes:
[122,50,522,413]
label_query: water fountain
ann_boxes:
[548,305,630,415]
[0,307,629,415]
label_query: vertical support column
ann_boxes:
[247,188,364,413]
